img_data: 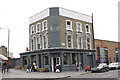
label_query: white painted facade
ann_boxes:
[59,7,92,23]
[29,7,92,24]
[29,8,49,24]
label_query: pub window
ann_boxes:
[44,55,49,65]
[63,53,68,65]
[72,54,77,64]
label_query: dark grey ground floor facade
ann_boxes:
[20,48,96,72]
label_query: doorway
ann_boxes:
[88,55,93,68]
[51,57,60,72]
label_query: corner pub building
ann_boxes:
[20,7,96,72]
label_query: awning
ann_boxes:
[0,54,8,60]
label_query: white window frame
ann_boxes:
[66,20,72,31]
[36,37,41,50]
[77,36,83,49]
[36,23,41,33]
[85,24,90,33]
[66,35,73,49]
[42,35,48,49]
[86,37,91,49]
[76,22,82,32]
[42,20,47,31]
[30,25,35,35]
[31,38,34,51]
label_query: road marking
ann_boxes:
[103,74,112,78]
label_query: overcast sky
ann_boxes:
[0,0,119,58]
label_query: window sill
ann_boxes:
[85,32,91,34]
[76,31,83,33]
[66,29,73,32]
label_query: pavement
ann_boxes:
[0,69,89,79]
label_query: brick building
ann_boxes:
[20,7,96,72]
[95,39,120,64]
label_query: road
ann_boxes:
[70,70,119,78]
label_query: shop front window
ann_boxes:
[44,55,49,65]
[63,53,69,65]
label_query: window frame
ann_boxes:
[63,53,69,65]
[86,37,91,49]
[76,22,82,32]
[66,35,73,49]
[30,25,35,35]
[72,53,77,64]
[36,37,41,50]
[44,55,49,65]
[36,23,41,33]
[42,35,48,49]
[42,20,47,31]
[85,24,90,33]
[66,20,72,31]
[31,39,34,51]
[77,36,83,49]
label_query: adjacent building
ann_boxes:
[0,46,7,58]
[20,7,96,72]
[95,39,120,64]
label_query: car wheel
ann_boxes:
[100,70,103,73]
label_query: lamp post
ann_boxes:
[0,28,10,59]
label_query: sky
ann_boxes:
[0,0,119,58]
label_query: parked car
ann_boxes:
[91,63,109,73]
[108,63,120,70]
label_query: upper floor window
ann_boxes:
[36,37,41,50]
[43,36,46,49]
[31,39,34,51]
[76,22,82,32]
[36,23,41,33]
[66,20,72,31]
[67,35,73,48]
[86,38,91,49]
[30,25,35,35]
[77,36,82,49]
[85,24,90,33]
[42,20,47,31]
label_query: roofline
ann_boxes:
[95,39,119,43]
[59,7,92,17]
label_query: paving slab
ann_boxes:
[0,69,88,79]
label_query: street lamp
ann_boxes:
[0,28,10,59]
